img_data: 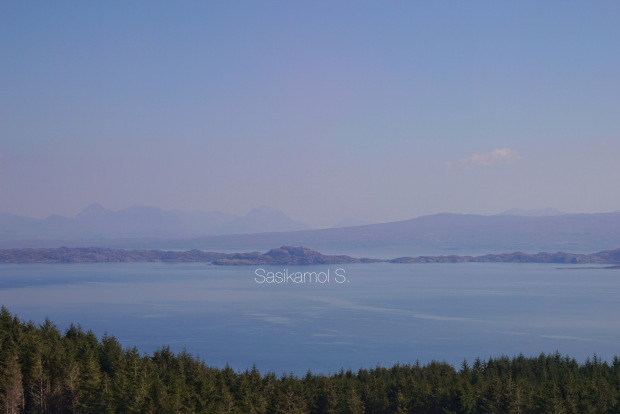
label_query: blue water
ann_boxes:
[1,262,619,375]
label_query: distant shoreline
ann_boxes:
[557,265,620,270]
[1,245,620,266]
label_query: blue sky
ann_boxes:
[1,2,619,227]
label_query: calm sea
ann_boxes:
[1,262,619,375]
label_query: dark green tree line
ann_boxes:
[1,307,619,413]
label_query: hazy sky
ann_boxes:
[1,2,619,228]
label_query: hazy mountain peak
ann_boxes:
[76,203,108,218]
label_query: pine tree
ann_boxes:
[0,347,24,414]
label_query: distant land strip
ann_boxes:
[1,245,620,267]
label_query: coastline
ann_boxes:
[1,245,620,266]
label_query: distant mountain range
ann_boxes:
[2,207,620,255]
[156,211,620,255]
[0,204,310,242]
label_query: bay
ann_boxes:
[0,262,619,376]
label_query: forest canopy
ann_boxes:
[1,306,619,413]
